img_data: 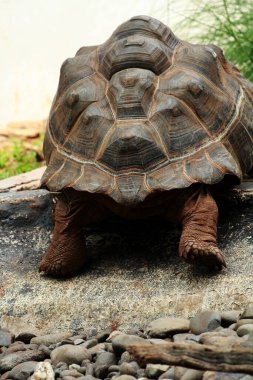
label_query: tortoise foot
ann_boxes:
[179,239,226,269]
[39,231,86,277]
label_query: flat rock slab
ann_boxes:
[0,185,253,335]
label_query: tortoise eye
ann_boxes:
[172,106,182,117]
[189,83,203,98]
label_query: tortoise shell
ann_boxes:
[41,15,253,205]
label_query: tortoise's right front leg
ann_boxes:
[39,191,87,277]
[177,186,226,269]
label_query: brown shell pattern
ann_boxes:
[41,16,253,205]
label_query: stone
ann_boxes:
[60,369,83,377]
[237,324,253,337]
[221,311,240,327]
[181,369,204,380]
[174,366,188,380]
[8,361,38,380]
[109,365,120,373]
[81,361,94,376]
[94,352,117,378]
[74,339,86,346]
[14,333,36,344]
[190,311,221,334]
[203,371,252,380]
[51,344,90,365]
[145,364,170,379]
[235,319,253,329]
[82,339,98,349]
[119,362,137,376]
[119,351,132,364]
[31,332,72,346]
[0,330,14,347]
[173,333,192,342]
[87,343,106,356]
[78,376,98,380]
[112,334,150,355]
[112,376,136,380]
[5,342,27,354]
[0,349,45,372]
[149,338,170,344]
[146,318,190,338]
[96,331,110,343]
[239,305,253,320]
[30,361,55,380]
[158,367,175,380]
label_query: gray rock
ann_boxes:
[119,362,137,376]
[235,319,253,329]
[0,349,45,372]
[119,351,132,364]
[173,333,192,342]
[0,330,14,347]
[158,367,175,380]
[78,376,98,380]
[145,364,170,379]
[203,371,252,380]
[96,331,110,343]
[60,369,83,377]
[87,343,106,356]
[51,344,90,365]
[14,333,36,344]
[94,352,117,378]
[82,361,94,376]
[109,365,120,373]
[237,324,253,337]
[174,366,188,380]
[221,311,240,327]
[190,311,221,334]
[181,369,204,380]
[112,376,137,380]
[136,369,147,378]
[30,362,55,380]
[108,372,120,378]
[147,318,190,338]
[8,361,38,380]
[74,339,86,345]
[112,334,150,355]
[239,305,253,320]
[82,339,98,349]
[31,332,72,346]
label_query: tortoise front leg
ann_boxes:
[39,190,87,277]
[178,187,226,269]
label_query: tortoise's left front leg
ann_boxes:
[177,186,226,269]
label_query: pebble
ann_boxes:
[94,352,117,378]
[51,344,90,365]
[146,318,190,338]
[119,362,137,376]
[237,324,253,337]
[190,311,221,334]
[13,332,36,345]
[8,361,38,380]
[181,369,204,380]
[235,319,253,329]
[0,329,14,347]
[145,364,170,379]
[239,304,253,320]
[31,332,72,346]
[30,361,55,380]
[0,306,252,380]
[0,349,45,372]
[221,311,240,327]
[112,335,150,355]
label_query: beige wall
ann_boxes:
[0,0,188,129]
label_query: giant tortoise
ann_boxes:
[40,16,253,276]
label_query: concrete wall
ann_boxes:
[0,0,188,129]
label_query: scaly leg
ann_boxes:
[178,187,226,269]
[39,190,101,277]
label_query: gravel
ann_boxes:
[0,305,252,379]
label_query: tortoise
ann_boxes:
[40,15,253,277]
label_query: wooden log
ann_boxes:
[128,342,253,374]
